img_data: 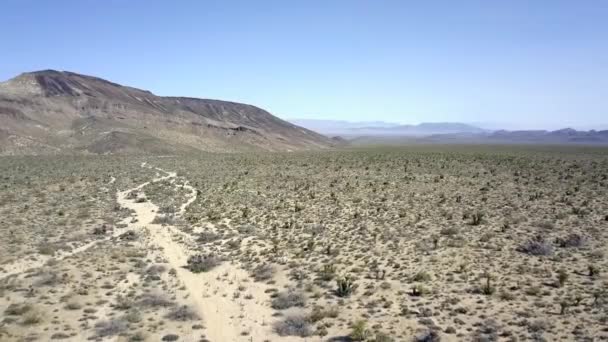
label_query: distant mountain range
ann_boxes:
[289,119,486,136]
[290,119,608,145]
[0,70,333,155]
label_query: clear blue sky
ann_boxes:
[2,0,607,129]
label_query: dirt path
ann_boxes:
[2,163,289,341]
[117,164,288,342]
[0,168,174,279]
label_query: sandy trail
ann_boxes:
[0,168,175,279]
[117,164,288,342]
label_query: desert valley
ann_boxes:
[0,70,607,342]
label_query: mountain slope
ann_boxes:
[0,70,332,155]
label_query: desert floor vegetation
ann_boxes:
[1,145,608,341]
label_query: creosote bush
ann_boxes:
[336,275,355,297]
[165,305,199,321]
[186,254,221,273]
[271,290,306,310]
[517,236,553,256]
[251,264,275,282]
[273,315,312,337]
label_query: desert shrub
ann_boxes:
[64,301,82,310]
[225,238,242,250]
[161,334,180,341]
[273,315,312,337]
[146,264,167,276]
[309,306,326,322]
[588,264,600,277]
[197,231,221,243]
[559,299,572,315]
[21,310,43,325]
[440,227,459,236]
[123,309,142,323]
[556,233,586,248]
[526,320,549,334]
[414,329,441,342]
[470,211,484,226]
[592,289,607,306]
[473,319,500,341]
[309,305,340,322]
[374,332,395,342]
[5,303,32,316]
[113,295,134,310]
[92,225,107,235]
[350,320,371,341]
[152,214,175,225]
[411,284,429,297]
[158,205,176,214]
[119,230,137,241]
[237,224,256,235]
[129,332,147,341]
[251,264,275,281]
[271,290,306,310]
[95,319,127,337]
[336,276,355,297]
[499,291,515,301]
[480,272,496,295]
[412,271,432,282]
[517,236,553,256]
[535,221,555,230]
[50,332,70,339]
[137,293,175,308]
[186,254,221,273]
[165,305,199,321]
[557,269,569,287]
[37,245,57,255]
[34,272,61,287]
[319,264,336,281]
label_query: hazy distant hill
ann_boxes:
[349,128,608,146]
[290,119,486,136]
[0,70,333,155]
[292,118,608,145]
[288,119,399,136]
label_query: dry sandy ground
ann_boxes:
[3,148,607,341]
[1,162,307,341]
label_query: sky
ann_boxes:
[1,0,607,130]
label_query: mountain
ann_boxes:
[288,119,399,136]
[290,119,485,136]
[350,128,608,146]
[0,70,333,155]
[353,122,486,136]
[481,128,608,144]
